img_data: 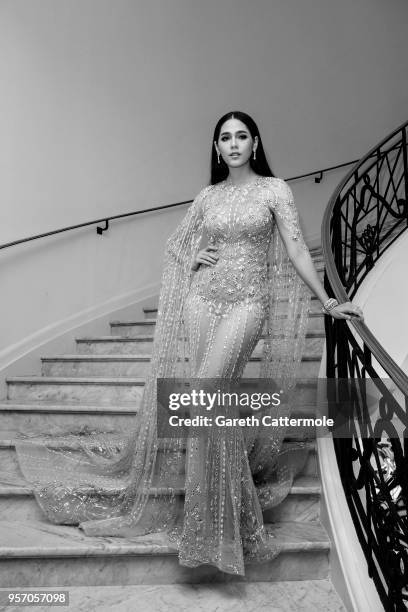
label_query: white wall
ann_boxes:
[353,230,408,376]
[1,0,408,242]
[1,0,408,362]
[318,229,408,439]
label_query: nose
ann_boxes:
[231,136,238,149]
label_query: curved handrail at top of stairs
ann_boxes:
[322,118,408,394]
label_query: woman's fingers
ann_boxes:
[205,248,218,259]
[193,246,219,268]
[331,302,364,321]
[196,247,219,266]
[343,302,364,319]
[197,254,216,265]
[198,256,217,265]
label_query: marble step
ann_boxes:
[0,472,321,524]
[20,578,346,611]
[76,332,325,357]
[6,376,145,404]
[4,377,319,412]
[77,335,155,355]
[0,431,317,485]
[143,306,159,319]
[0,400,142,434]
[120,296,324,336]
[143,305,322,324]
[40,352,323,378]
[140,304,324,326]
[0,397,320,439]
[0,519,330,586]
[126,297,325,328]
[110,317,326,338]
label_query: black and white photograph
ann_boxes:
[1,1,408,610]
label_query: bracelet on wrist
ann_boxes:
[322,298,339,313]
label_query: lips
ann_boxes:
[230,153,240,158]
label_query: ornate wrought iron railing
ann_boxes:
[322,120,408,611]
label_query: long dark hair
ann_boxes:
[210,111,275,184]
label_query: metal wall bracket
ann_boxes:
[96,220,109,235]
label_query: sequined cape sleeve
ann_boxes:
[12,185,212,535]
[157,185,213,375]
[260,178,311,385]
[269,178,309,250]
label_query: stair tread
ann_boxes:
[77,335,154,341]
[0,431,317,453]
[111,320,156,325]
[142,294,322,311]
[0,519,330,557]
[6,376,146,384]
[42,355,153,361]
[0,402,320,425]
[77,329,324,341]
[109,312,324,328]
[6,376,318,385]
[0,474,321,497]
[41,352,323,362]
[0,401,140,414]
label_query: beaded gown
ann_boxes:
[15,175,311,576]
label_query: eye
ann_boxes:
[239,134,248,140]
[220,136,229,141]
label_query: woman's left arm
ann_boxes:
[270,179,364,321]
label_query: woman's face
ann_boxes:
[215,118,258,169]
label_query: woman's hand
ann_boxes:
[191,246,219,271]
[329,301,364,321]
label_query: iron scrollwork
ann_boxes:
[324,121,408,611]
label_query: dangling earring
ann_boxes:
[253,149,257,161]
[217,151,221,164]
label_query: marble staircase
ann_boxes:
[0,250,348,609]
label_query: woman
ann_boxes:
[15,111,363,576]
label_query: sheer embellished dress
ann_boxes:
[15,176,311,576]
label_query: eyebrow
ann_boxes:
[220,129,249,136]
